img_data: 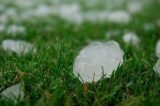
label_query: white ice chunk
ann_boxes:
[83,10,130,24]
[4,8,17,17]
[0,14,8,24]
[143,23,155,31]
[0,24,5,33]
[73,41,124,83]
[83,11,109,23]
[127,2,143,13]
[6,25,26,36]
[2,39,35,55]
[34,5,52,16]
[107,11,130,24]
[33,5,57,16]
[123,32,140,47]
[154,59,160,74]
[105,29,122,38]
[58,3,83,24]
[1,83,24,103]
[156,40,160,58]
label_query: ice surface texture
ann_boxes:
[73,41,124,83]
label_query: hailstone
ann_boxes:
[156,40,160,58]
[107,11,130,24]
[73,41,124,83]
[6,25,26,36]
[123,32,140,47]
[2,39,35,56]
[1,83,24,103]
[154,59,160,74]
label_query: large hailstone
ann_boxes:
[156,40,160,58]
[2,39,35,56]
[73,41,124,83]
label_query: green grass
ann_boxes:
[1,0,160,106]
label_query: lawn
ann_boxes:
[0,0,160,106]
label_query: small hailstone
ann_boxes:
[73,41,124,83]
[0,4,5,12]
[127,2,143,13]
[154,59,160,74]
[143,23,155,31]
[83,10,130,24]
[83,11,109,23]
[1,83,24,103]
[58,3,83,24]
[15,0,35,8]
[6,25,26,36]
[0,14,8,24]
[4,8,17,17]
[123,32,140,47]
[0,24,5,33]
[19,10,35,21]
[34,5,53,16]
[107,11,130,24]
[36,5,51,14]
[105,29,122,38]
[156,40,160,58]
[2,39,35,55]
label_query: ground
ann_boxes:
[0,0,160,106]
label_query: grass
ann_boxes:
[0,0,160,106]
